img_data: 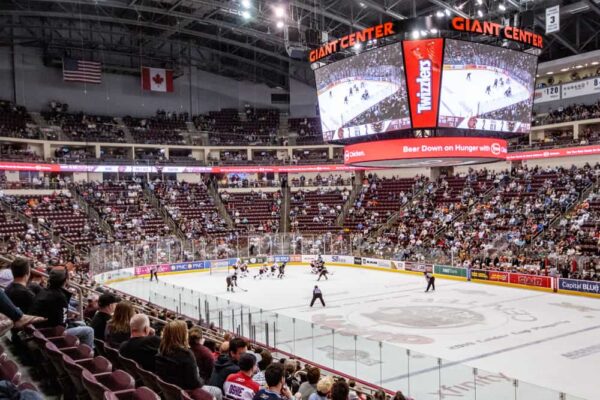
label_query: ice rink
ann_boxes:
[318,80,400,133]
[110,265,600,400]
[439,69,531,118]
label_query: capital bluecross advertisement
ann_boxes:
[558,278,600,295]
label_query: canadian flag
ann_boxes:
[141,67,174,92]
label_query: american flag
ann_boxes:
[62,58,102,84]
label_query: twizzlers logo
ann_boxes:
[416,59,432,114]
[403,39,443,129]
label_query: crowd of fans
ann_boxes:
[77,181,171,242]
[533,101,600,125]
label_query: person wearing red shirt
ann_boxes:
[224,352,261,400]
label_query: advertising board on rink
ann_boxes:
[404,261,434,273]
[558,278,600,295]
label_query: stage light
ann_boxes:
[411,30,420,39]
[445,9,451,16]
[359,2,366,7]
[436,10,444,17]
[477,9,483,17]
[241,0,251,8]
[430,28,438,34]
[274,6,285,18]
[499,3,506,11]
[276,20,284,28]
[242,10,251,19]
[477,0,483,5]
[353,43,362,51]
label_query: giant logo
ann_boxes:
[416,59,432,114]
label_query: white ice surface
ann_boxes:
[439,69,530,118]
[110,265,600,400]
[318,80,399,133]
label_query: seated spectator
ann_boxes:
[105,301,135,347]
[210,337,248,391]
[90,293,120,341]
[189,326,215,383]
[253,363,292,400]
[298,366,320,400]
[155,320,204,392]
[30,267,94,347]
[253,348,272,387]
[330,381,349,400]
[4,258,35,313]
[120,313,160,372]
[83,295,98,321]
[223,352,261,400]
[308,378,333,400]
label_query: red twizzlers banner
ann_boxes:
[402,39,444,129]
[509,273,552,288]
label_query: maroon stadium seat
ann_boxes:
[82,369,135,400]
[103,387,161,400]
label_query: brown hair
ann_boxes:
[107,302,136,334]
[188,326,203,346]
[159,320,190,355]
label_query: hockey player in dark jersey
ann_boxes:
[226,273,238,292]
[277,262,286,279]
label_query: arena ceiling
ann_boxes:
[0,0,599,88]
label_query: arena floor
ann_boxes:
[109,265,599,400]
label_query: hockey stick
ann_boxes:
[236,286,248,292]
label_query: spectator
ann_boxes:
[253,348,273,387]
[189,326,215,383]
[105,301,135,347]
[155,320,204,391]
[90,293,120,341]
[308,378,333,400]
[253,363,292,400]
[119,314,160,372]
[4,259,35,313]
[210,337,248,391]
[298,366,320,400]
[392,392,408,400]
[30,267,94,347]
[223,352,261,400]
[83,295,99,321]
[330,381,349,400]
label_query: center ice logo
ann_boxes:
[416,59,432,114]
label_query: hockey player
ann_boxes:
[317,265,329,281]
[240,262,248,277]
[277,262,286,279]
[344,96,348,104]
[226,273,238,292]
[254,264,267,280]
[504,86,512,97]
[310,260,319,274]
[329,90,333,98]
[466,72,471,81]
[493,78,498,88]
[270,263,278,277]
[349,87,353,96]
[485,85,491,95]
